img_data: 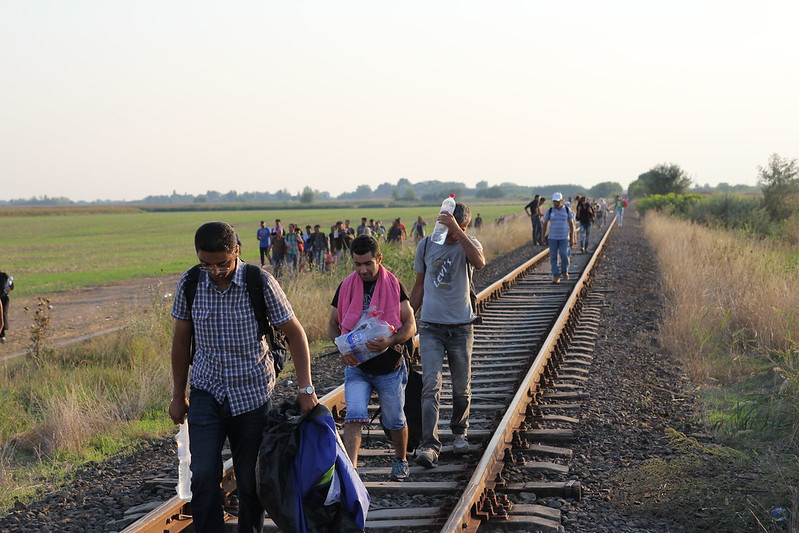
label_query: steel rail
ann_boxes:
[123,248,550,533]
[441,220,615,532]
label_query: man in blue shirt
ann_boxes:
[170,221,317,533]
[256,220,271,267]
[542,192,576,284]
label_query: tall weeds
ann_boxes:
[645,211,799,384]
[644,211,799,527]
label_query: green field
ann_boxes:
[0,203,522,297]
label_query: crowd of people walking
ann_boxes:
[526,192,625,282]
[254,217,431,276]
[170,199,484,530]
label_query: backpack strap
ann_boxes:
[244,263,271,338]
[183,265,202,364]
[184,265,202,317]
[244,263,290,375]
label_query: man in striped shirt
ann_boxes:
[169,221,317,533]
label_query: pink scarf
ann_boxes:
[337,265,402,334]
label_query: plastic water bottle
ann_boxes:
[176,422,192,501]
[431,194,456,245]
[334,315,394,363]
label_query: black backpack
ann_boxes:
[183,263,290,376]
[576,203,595,223]
[379,339,423,454]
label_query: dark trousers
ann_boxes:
[0,296,7,338]
[188,389,270,533]
[532,217,543,245]
[259,247,269,266]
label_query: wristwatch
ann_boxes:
[298,385,315,395]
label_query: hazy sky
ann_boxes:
[2,1,797,202]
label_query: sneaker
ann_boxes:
[0,338,5,344]
[563,273,570,280]
[389,456,410,481]
[552,277,561,284]
[453,435,469,454]
[415,448,438,469]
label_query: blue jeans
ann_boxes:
[616,209,624,226]
[313,249,326,272]
[418,322,473,454]
[580,223,591,249]
[188,389,270,533]
[344,359,407,430]
[549,238,570,278]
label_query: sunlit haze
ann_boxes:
[2,1,797,202]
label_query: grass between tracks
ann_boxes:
[626,212,799,532]
[0,216,532,511]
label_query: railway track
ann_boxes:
[124,220,615,533]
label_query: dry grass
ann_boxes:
[643,211,799,530]
[644,211,799,385]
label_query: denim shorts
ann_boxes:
[344,359,407,430]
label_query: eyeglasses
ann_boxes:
[198,258,235,273]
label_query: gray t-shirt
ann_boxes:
[414,235,482,324]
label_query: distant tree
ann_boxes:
[402,188,418,201]
[300,186,316,204]
[476,180,489,189]
[476,185,505,199]
[629,163,692,198]
[588,181,623,199]
[354,184,373,199]
[627,179,646,200]
[758,153,799,221]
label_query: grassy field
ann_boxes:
[0,202,522,297]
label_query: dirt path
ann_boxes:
[1,273,181,361]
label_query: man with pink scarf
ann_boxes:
[328,235,417,482]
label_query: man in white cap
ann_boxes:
[542,192,576,283]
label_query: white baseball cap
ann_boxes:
[552,192,563,201]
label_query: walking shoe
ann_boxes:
[552,277,561,284]
[388,456,410,481]
[563,273,570,280]
[453,435,469,454]
[415,448,438,468]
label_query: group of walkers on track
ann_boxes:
[525,192,626,283]
[169,200,484,531]
[253,211,489,277]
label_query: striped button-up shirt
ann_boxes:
[172,259,293,416]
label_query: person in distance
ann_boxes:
[542,192,576,284]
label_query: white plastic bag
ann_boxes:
[334,309,395,364]
[175,422,192,501]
